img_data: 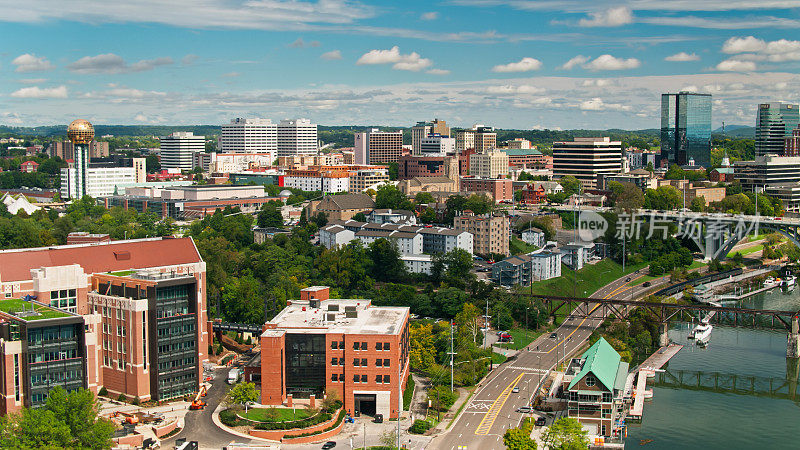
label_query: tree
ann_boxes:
[504,426,538,450]
[690,196,706,212]
[644,185,682,210]
[226,382,259,412]
[352,212,367,222]
[145,154,161,173]
[368,238,407,282]
[380,429,397,448]
[455,303,482,345]
[608,181,644,211]
[558,175,581,196]
[375,184,411,210]
[409,323,437,370]
[464,194,492,215]
[419,207,437,224]
[257,201,283,228]
[220,275,265,324]
[542,417,589,450]
[415,191,435,205]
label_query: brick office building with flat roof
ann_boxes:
[260,286,409,418]
[0,237,207,414]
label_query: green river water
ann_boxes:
[625,285,800,449]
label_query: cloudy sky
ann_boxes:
[2,0,800,129]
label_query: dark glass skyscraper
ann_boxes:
[660,92,712,167]
[755,102,800,157]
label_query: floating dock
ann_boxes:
[627,344,684,421]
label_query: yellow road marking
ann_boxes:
[474,372,525,435]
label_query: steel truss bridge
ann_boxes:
[527,295,800,331]
[653,364,800,404]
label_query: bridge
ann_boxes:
[526,294,800,358]
[653,360,800,404]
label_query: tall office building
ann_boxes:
[420,134,456,156]
[160,132,205,170]
[469,150,509,178]
[553,137,623,190]
[354,129,403,164]
[660,92,712,168]
[455,125,496,153]
[411,119,448,155]
[277,118,318,157]
[220,118,277,159]
[755,103,800,157]
[786,126,800,157]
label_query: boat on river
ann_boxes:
[764,277,780,289]
[692,320,713,345]
[783,275,796,288]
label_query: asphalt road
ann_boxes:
[429,270,666,450]
[161,367,250,449]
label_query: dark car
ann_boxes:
[549,332,558,339]
[374,414,384,423]
[643,281,652,287]
[322,442,337,449]
[625,277,631,282]
[535,416,547,427]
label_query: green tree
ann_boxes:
[419,207,437,223]
[558,175,581,196]
[542,417,589,450]
[644,185,682,210]
[415,191,435,205]
[220,275,265,324]
[375,184,411,210]
[409,323,437,370]
[690,196,706,212]
[257,201,284,228]
[368,238,407,282]
[352,212,367,222]
[504,426,538,450]
[226,382,259,412]
[455,303,482,345]
[608,181,644,211]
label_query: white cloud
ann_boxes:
[715,59,757,72]
[289,38,305,48]
[579,97,630,111]
[665,52,700,62]
[578,6,633,27]
[11,54,55,72]
[491,57,542,73]
[450,0,800,12]
[68,53,174,74]
[581,79,611,87]
[561,55,589,70]
[17,78,47,84]
[321,50,343,60]
[10,85,67,99]
[181,54,198,65]
[421,11,439,20]
[722,36,767,53]
[487,84,545,94]
[427,68,451,75]
[583,54,640,71]
[680,85,700,92]
[356,46,432,71]
[641,15,800,29]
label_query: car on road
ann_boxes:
[625,277,631,282]
[549,332,558,339]
[643,281,652,287]
[322,441,337,449]
[512,387,520,393]
[516,406,533,413]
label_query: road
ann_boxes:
[429,271,665,450]
[161,367,252,449]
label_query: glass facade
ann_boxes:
[755,103,800,157]
[25,323,85,407]
[154,283,197,400]
[285,333,326,397]
[661,93,712,167]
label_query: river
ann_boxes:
[625,285,800,449]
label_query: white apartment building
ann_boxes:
[160,132,205,170]
[209,153,274,173]
[348,167,390,193]
[530,251,561,281]
[400,254,434,275]
[420,135,456,156]
[506,138,532,150]
[319,224,355,249]
[353,229,423,255]
[220,118,277,160]
[277,118,318,157]
[61,158,146,199]
[469,150,509,178]
[320,221,473,255]
[283,173,349,193]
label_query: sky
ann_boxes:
[2,0,800,130]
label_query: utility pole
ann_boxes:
[449,321,456,393]
[485,299,492,372]
[398,351,402,450]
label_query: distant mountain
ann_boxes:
[713,125,755,138]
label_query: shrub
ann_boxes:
[98,387,108,397]
[284,410,346,439]
[216,343,224,355]
[220,409,246,427]
[117,394,127,402]
[221,354,235,365]
[253,412,332,431]
[208,344,215,356]
[235,334,243,344]
[427,385,458,412]
[245,336,252,345]
[409,419,433,435]
[132,396,141,406]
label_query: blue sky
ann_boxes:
[2,0,800,129]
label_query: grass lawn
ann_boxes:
[0,298,70,320]
[728,244,764,258]
[510,236,538,255]
[238,407,314,422]
[496,328,543,350]
[491,352,508,365]
[630,260,707,286]
[528,259,647,298]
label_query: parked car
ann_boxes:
[322,442,337,449]
[516,406,533,413]
[625,277,631,282]
[374,414,383,423]
[535,416,547,426]
[643,281,652,287]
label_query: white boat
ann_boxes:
[764,277,780,288]
[783,275,796,288]
[693,321,713,344]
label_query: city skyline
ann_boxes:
[2,1,800,129]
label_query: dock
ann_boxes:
[628,370,650,419]
[716,284,778,301]
[638,343,683,372]
[627,344,684,421]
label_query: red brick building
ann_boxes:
[260,286,409,418]
[460,177,514,202]
[20,160,39,173]
[0,237,207,414]
[519,184,547,204]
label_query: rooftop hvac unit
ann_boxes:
[327,313,336,322]
[310,299,320,309]
[344,305,357,318]
[328,304,339,311]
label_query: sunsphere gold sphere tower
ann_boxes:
[66,119,94,199]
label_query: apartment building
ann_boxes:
[0,237,207,414]
[460,178,513,203]
[553,137,623,190]
[260,286,409,419]
[160,132,205,171]
[469,150,509,178]
[61,158,146,200]
[354,129,403,164]
[455,125,496,153]
[220,118,278,159]
[348,166,390,193]
[277,119,318,157]
[283,168,350,193]
[454,213,509,256]
[320,220,473,257]
[491,250,561,286]
[420,135,456,156]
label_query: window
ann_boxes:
[383,359,390,367]
[376,375,383,383]
[361,342,368,350]
[376,342,383,350]
[384,375,390,384]
[376,359,383,367]
[585,374,596,387]
[331,341,339,350]
[353,358,360,366]
[353,342,360,350]
[361,358,368,366]
[361,374,367,383]
[353,374,360,383]
[331,374,338,381]
[331,357,339,366]
[338,358,345,365]
[383,342,390,350]
[602,392,612,403]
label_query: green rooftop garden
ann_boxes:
[107,270,136,277]
[0,298,71,321]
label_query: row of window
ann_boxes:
[98,306,127,321]
[156,323,195,336]
[102,339,126,354]
[102,324,127,336]
[29,349,77,364]
[331,357,392,367]
[30,369,81,386]
[157,357,195,372]
[331,341,391,351]
[157,341,194,354]
[330,374,392,384]
[27,327,75,344]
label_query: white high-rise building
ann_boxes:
[420,135,456,156]
[61,158,146,199]
[277,118,318,157]
[160,132,205,170]
[220,118,277,159]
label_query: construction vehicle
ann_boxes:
[112,411,139,425]
[189,385,207,410]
